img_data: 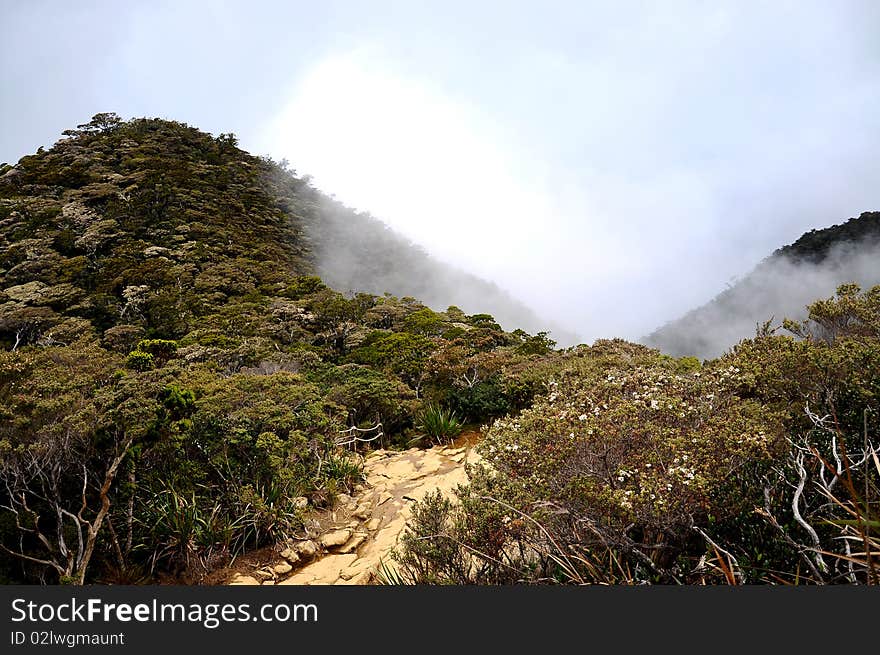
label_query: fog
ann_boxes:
[646,235,880,359]
[2,1,880,344]
[299,193,583,345]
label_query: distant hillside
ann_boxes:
[262,165,580,345]
[774,212,880,263]
[645,211,880,359]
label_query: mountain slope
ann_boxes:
[645,211,880,358]
[0,113,574,348]
[263,163,580,345]
[0,115,314,347]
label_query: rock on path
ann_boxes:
[227,444,476,586]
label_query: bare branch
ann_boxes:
[791,451,829,575]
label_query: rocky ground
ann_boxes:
[226,441,477,586]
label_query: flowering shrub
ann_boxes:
[482,364,780,527]
[399,358,786,583]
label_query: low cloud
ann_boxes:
[646,236,880,359]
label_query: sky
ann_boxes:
[2,0,879,342]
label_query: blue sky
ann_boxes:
[2,1,878,340]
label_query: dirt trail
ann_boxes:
[227,441,477,586]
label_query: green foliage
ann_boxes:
[135,338,178,362]
[125,349,154,371]
[675,356,701,372]
[283,275,326,299]
[396,490,469,583]
[140,486,236,577]
[447,379,510,423]
[159,384,196,420]
[399,360,786,583]
[774,211,880,265]
[348,331,433,388]
[317,451,363,492]
[511,329,557,355]
[325,364,416,432]
[403,308,446,336]
[398,285,880,585]
[62,112,123,137]
[467,313,501,330]
[414,404,463,446]
[3,114,579,583]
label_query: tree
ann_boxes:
[0,422,137,584]
[404,308,447,336]
[0,346,153,584]
[511,329,557,355]
[216,132,238,148]
[309,290,373,356]
[784,283,880,343]
[349,332,434,394]
[62,113,123,137]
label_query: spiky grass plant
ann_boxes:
[414,404,463,446]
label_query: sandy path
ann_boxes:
[227,443,476,585]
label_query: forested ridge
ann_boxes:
[774,211,880,264]
[646,211,880,359]
[0,115,877,585]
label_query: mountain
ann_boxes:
[644,211,880,359]
[0,113,575,349]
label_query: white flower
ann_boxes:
[578,414,588,421]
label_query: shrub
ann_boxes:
[403,308,447,336]
[348,331,433,389]
[325,364,417,432]
[399,362,785,583]
[135,338,178,362]
[447,379,510,422]
[139,486,235,578]
[283,275,326,299]
[512,330,557,355]
[396,490,470,583]
[125,350,154,371]
[414,404,463,446]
